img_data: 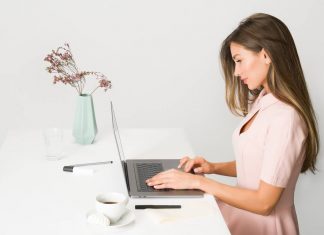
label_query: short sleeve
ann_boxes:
[260,109,307,188]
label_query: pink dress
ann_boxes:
[217,89,308,235]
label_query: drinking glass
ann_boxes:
[43,128,63,160]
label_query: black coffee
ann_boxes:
[102,201,118,204]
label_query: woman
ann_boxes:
[146,13,319,235]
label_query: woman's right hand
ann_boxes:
[178,156,214,174]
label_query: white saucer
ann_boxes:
[86,209,135,229]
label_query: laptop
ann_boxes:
[110,101,204,198]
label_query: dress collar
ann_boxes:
[255,88,280,111]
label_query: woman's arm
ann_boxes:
[147,169,283,216]
[211,160,237,177]
[198,177,283,215]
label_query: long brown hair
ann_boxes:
[220,13,319,173]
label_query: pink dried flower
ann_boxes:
[99,79,112,90]
[44,43,111,95]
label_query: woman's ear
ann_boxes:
[261,48,271,65]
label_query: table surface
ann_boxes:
[0,128,230,235]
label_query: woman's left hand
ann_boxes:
[146,169,202,190]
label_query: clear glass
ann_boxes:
[43,128,63,160]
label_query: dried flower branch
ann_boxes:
[44,43,112,95]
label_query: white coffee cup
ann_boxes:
[95,192,129,224]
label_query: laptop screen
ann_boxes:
[110,101,128,185]
[110,101,126,162]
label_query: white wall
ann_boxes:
[0,0,323,233]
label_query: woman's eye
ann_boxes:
[236,60,241,63]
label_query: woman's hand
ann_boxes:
[146,169,203,190]
[178,156,214,174]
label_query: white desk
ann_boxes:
[0,128,230,235]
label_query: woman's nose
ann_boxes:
[234,66,241,78]
[234,72,240,78]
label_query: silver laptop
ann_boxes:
[110,101,204,198]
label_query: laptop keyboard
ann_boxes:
[135,163,170,192]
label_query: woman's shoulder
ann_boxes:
[268,100,299,119]
[265,100,308,137]
[257,91,300,120]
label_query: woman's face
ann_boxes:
[230,42,271,92]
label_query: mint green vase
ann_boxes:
[73,94,98,144]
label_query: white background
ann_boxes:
[0,0,323,234]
